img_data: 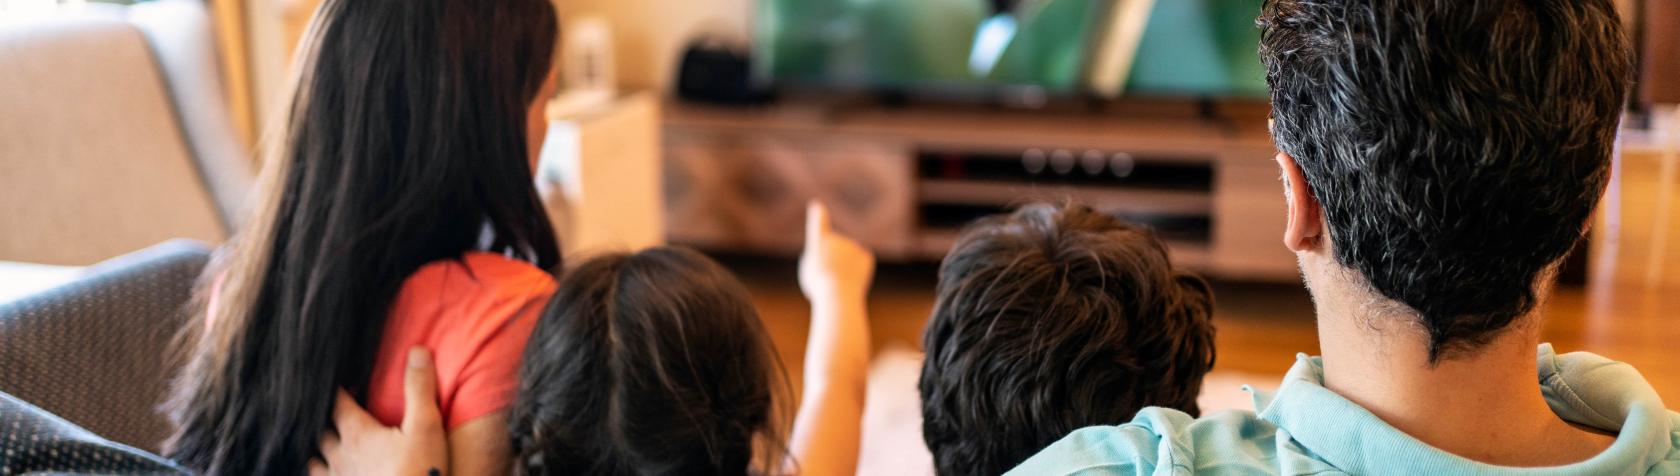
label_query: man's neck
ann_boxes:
[1315,295,1615,466]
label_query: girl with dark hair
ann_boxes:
[163,0,562,473]
[314,204,877,476]
[506,247,792,475]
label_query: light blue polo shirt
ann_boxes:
[1008,344,1680,475]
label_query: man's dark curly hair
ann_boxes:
[1257,0,1634,361]
[918,203,1216,476]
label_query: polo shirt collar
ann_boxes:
[1249,344,1674,475]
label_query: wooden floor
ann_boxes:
[727,147,1680,411]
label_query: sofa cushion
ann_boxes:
[0,391,187,475]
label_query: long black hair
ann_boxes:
[508,247,791,475]
[164,0,560,472]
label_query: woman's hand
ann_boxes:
[310,348,450,476]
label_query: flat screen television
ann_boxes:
[756,0,1269,101]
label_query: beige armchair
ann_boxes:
[0,1,252,266]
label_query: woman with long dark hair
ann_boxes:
[163,0,562,473]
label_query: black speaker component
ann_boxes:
[676,37,774,106]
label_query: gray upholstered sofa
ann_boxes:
[0,391,188,475]
[0,240,209,454]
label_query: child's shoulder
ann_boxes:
[372,252,554,429]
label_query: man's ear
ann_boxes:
[1276,152,1324,253]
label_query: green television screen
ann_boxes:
[757,0,1269,98]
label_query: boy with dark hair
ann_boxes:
[919,203,1215,476]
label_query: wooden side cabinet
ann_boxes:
[539,92,665,255]
[662,99,1301,281]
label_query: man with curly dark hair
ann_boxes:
[1009,0,1680,473]
[918,203,1215,476]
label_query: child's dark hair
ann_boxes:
[918,203,1216,476]
[508,246,790,475]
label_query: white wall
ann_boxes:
[557,0,754,91]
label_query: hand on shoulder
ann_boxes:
[311,348,450,476]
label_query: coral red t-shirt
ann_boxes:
[362,252,555,430]
[208,252,553,430]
